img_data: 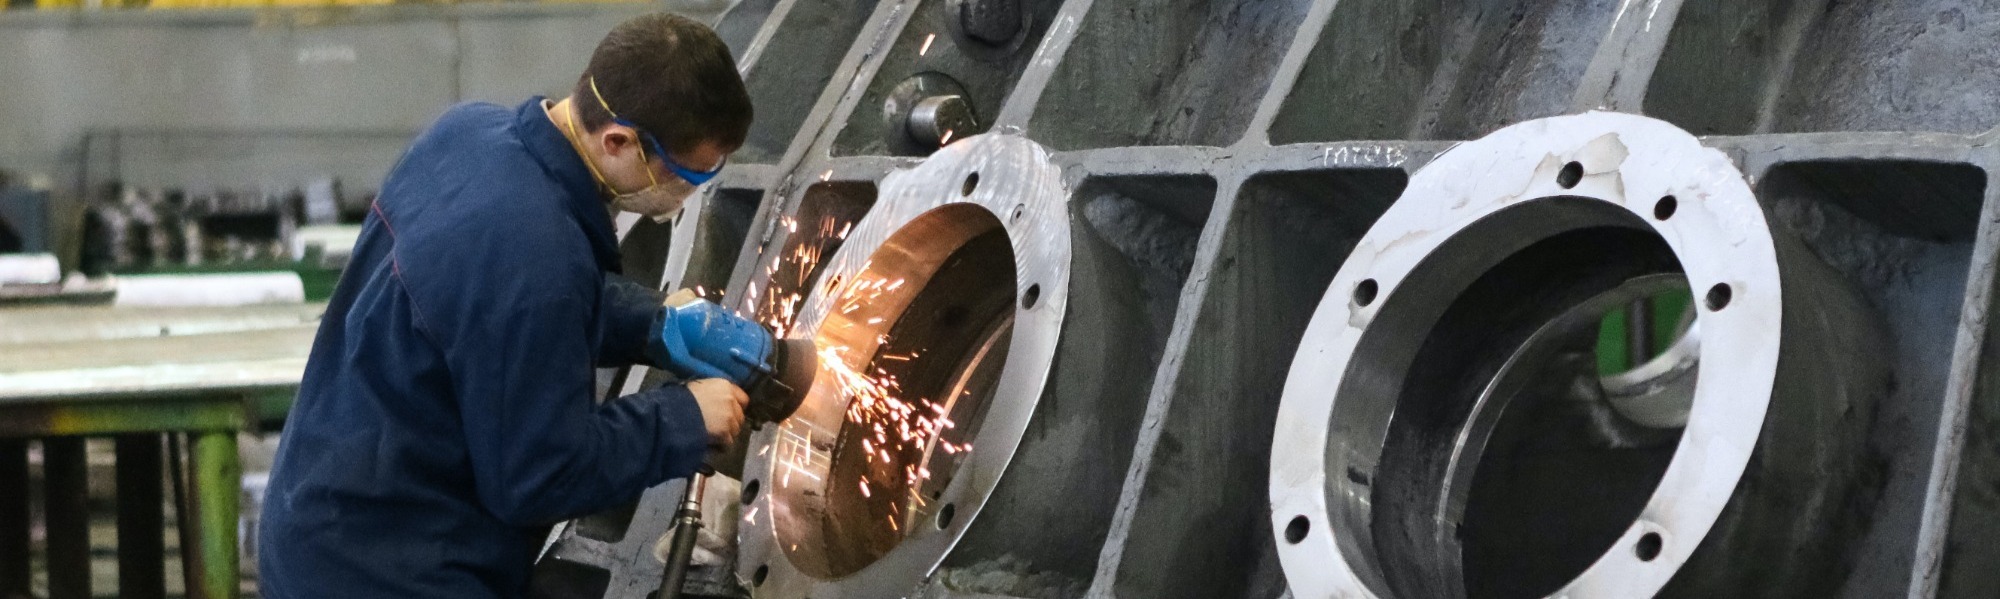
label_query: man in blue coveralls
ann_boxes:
[259,13,753,598]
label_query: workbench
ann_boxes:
[0,303,321,599]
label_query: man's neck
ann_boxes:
[544,98,585,153]
[544,97,618,211]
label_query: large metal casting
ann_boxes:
[1269,112,1889,598]
[25,0,2000,598]
[533,1,2000,598]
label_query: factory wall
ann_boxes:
[0,0,732,196]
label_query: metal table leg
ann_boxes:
[43,437,90,599]
[185,431,240,599]
[0,440,29,599]
[117,433,166,599]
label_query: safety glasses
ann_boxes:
[588,76,727,187]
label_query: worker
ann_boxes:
[258,13,754,598]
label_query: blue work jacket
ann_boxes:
[259,98,708,598]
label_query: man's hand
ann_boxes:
[688,378,748,450]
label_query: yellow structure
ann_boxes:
[25,0,641,8]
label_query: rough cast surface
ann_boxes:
[536,2,2000,598]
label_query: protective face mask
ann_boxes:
[610,176,698,223]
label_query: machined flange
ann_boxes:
[737,133,1071,597]
[1269,112,1887,598]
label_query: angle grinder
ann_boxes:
[650,291,817,599]
[653,291,818,435]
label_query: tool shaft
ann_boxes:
[657,474,707,599]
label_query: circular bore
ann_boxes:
[1022,283,1041,309]
[1705,283,1733,311]
[1270,113,1884,598]
[1286,516,1311,545]
[1354,279,1380,307]
[1557,161,1584,188]
[1636,533,1663,562]
[1654,195,1678,220]
[738,134,1071,598]
[772,204,1016,579]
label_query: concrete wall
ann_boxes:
[0,0,732,195]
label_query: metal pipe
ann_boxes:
[656,473,708,599]
[116,433,167,599]
[1625,298,1655,366]
[44,437,89,599]
[187,431,240,599]
[0,440,29,597]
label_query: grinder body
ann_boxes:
[654,296,817,428]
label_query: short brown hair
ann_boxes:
[574,13,752,154]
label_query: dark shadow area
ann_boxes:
[1111,168,1406,599]
[682,187,763,294]
[1760,160,1986,242]
[1754,158,1985,597]
[526,557,612,599]
[618,216,676,290]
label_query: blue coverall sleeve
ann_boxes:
[435,272,709,527]
[595,274,666,367]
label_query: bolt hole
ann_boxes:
[1636,532,1663,561]
[1354,279,1379,307]
[1284,516,1310,544]
[961,172,980,196]
[1557,161,1583,188]
[937,503,957,529]
[740,479,760,505]
[1654,195,1677,220]
[1011,204,1025,223]
[753,564,769,586]
[1705,283,1732,311]
[1021,284,1041,310]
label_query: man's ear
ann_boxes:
[599,127,639,159]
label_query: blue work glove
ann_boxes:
[645,290,770,385]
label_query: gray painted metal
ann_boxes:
[486,0,1991,598]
